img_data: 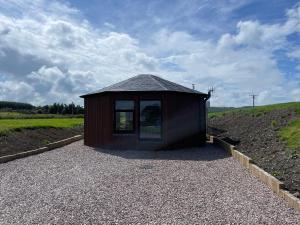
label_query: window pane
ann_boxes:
[140,101,161,139]
[116,112,134,131]
[115,100,134,110]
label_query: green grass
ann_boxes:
[208,102,300,119]
[0,118,83,135]
[279,119,300,152]
[0,112,83,119]
[246,102,300,115]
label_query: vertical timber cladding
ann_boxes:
[84,91,207,149]
[164,92,204,148]
[84,95,94,146]
[84,94,107,147]
[83,98,87,145]
[200,98,207,137]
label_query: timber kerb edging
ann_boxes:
[210,135,300,212]
[0,135,83,164]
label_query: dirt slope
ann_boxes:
[209,108,300,196]
[0,127,83,157]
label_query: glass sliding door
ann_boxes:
[139,100,162,139]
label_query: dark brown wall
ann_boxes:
[84,91,207,150]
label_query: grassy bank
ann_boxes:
[208,101,300,193]
[209,102,300,152]
[209,102,300,119]
[0,118,83,135]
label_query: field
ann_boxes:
[0,111,84,157]
[0,118,83,135]
[208,102,300,196]
[0,111,83,119]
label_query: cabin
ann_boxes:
[80,74,210,150]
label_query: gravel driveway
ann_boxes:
[0,141,299,225]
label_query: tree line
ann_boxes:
[0,101,35,110]
[0,101,84,114]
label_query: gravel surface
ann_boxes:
[0,141,299,225]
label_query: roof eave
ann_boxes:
[80,90,208,98]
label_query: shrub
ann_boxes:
[271,120,278,127]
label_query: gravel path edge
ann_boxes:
[0,134,83,164]
[211,135,300,212]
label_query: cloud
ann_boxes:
[146,4,300,106]
[0,0,299,107]
[0,48,52,78]
[288,48,300,59]
[104,22,115,30]
[0,0,158,105]
[0,80,36,103]
[151,3,300,106]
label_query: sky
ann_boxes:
[0,0,299,107]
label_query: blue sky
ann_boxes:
[0,0,299,106]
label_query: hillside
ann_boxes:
[208,102,300,196]
[208,106,236,113]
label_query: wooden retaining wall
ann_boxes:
[0,135,83,164]
[212,136,300,212]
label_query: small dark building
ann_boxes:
[80,74,210,150]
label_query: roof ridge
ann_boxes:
[149,75,168,90]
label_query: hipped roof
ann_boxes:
[80,74,207,97]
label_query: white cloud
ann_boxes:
[0,0,299,107]
[147,5,300,107]
[0,80,36,102]
[0,0,158,105]
[148,27,286,104]
[104,22,115,30]
[288,48,300,59]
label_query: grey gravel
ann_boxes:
[0,141,299,225]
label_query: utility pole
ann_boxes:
[192,84,195,90]
[249,93,258,108]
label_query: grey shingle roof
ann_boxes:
[80,74,207,97]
